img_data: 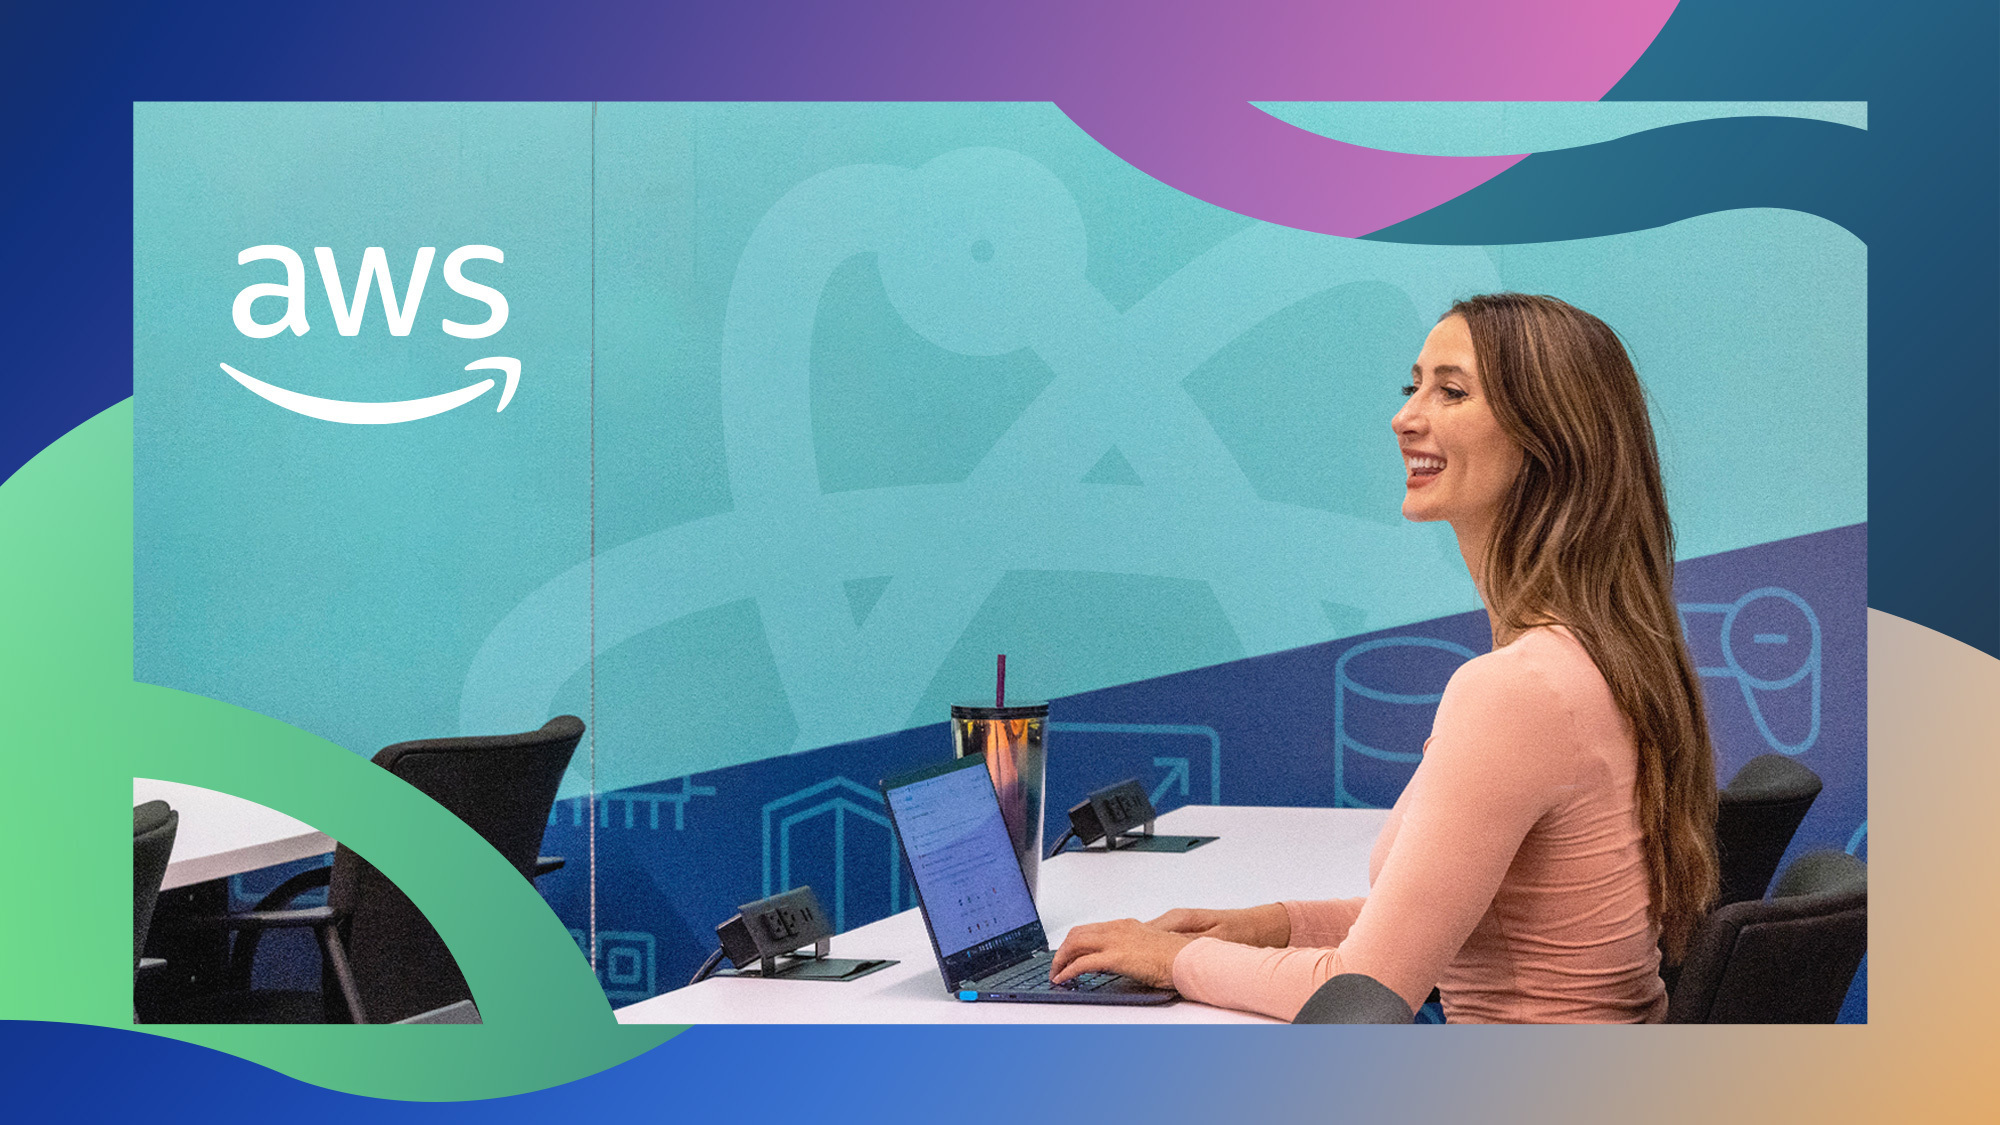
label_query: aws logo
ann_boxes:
[226,245,519,424]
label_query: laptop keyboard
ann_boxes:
[979,955,1123,993]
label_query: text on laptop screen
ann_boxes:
[888,764,1039,959]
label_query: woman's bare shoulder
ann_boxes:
[1445,626,1605,712]
[1427,631,1591,781]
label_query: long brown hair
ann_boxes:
[1447,292,1718,962]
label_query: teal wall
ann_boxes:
[134,103,1865,800]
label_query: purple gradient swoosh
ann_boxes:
[1053,1,1681,235]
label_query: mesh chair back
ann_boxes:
[1715,754,1822,907]
[133,801,179,971]
[327,716,583,1023]
[1666,849,1865,1024]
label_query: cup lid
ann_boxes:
[950,701,1049,719]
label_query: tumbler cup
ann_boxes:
[951,701,1049,901]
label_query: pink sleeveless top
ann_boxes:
[1172,627,1667,1023]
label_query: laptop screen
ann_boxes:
[884,756,1043,982]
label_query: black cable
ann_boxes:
[1045,827,1077,859]
[688,947,727,987]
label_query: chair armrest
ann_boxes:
[159,866,335,933]
[161,899,343,995]
[251,864,332,912]
[1292,973,1416,1024]
[534,856,565,877]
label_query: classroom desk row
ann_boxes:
[615,805,1389,1025]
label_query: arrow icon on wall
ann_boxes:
[1151,757,1190,807]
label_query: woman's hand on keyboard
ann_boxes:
[1145,904,1291,948]
[1049,919,1193,988]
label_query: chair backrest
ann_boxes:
[1291,973,1415,1025]
[327,715,583,1023]
[1715,754,1822,907]
[1666,849,1865,1024]
[133,801,179,972]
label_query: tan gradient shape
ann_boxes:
[1439,609,1993,1123]
[1607,608,1993,1120]
[1860,606,1997,1114]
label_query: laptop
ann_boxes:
[880,754,1177,1005]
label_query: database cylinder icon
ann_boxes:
[1333,637,1476,808]
[951,702,1050,901]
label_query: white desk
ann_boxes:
[616,805,1390,1025]
[134,779,335,890]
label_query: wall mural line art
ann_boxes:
[548,775,718,832]
[567,928,658,1005]
[1332,635,1478,808]
[1679,586,1823,756]
[463,144,1504,797]
[1330,585,1831,809]
[1047,722,1222,805]
[760,776,904,931]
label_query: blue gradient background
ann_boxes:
[3,0,1994,1118]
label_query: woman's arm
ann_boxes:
[1282,897,1366,947]
[1142,896,1365,948]
[1049,899,1355,987]
[1147,903,1293,946]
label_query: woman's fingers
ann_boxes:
[1051,919,1126,977]
[1052,919,1139,979]
[1050,919,1192,988]
[1052,951,1126,983]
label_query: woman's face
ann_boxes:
[1391,315,1524,532]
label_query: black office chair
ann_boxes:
[1666,849,1866,1023]
[133,801,179,1019]
[134,802,179,969]
[1291,973,1416,1024]
[1661,754,1824,996]
[1715,754,1822,908]
[165,716,583,1024]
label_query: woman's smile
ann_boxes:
[1402,450,1446,487]
[1391,314,1522,533]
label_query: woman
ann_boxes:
[1051,293,1719,1023]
